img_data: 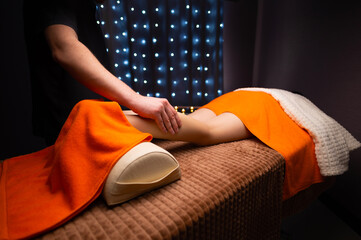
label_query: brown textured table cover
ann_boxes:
[37,138,285,240]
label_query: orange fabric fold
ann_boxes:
[201,90,324,200]
[0,100,152,240]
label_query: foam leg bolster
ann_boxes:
[103,142,181,205]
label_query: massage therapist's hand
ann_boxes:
[130,94,182,134]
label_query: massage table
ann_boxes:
[36,138,333,240]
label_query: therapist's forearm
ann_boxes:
[51,40,138,108]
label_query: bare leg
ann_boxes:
[188,108,216,122]
[125,111,252,146]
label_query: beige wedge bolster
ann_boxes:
[103,142,181,206]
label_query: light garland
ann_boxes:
[96,0,223,105]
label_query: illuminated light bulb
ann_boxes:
[142,54,146,58]
[116,49,120,53]
[197,92,201,96]
[143,24,147,29]
[170,53,174,57]
[142,10,146,14]
[144,80,147,84]
[170,24,175,28]
[104,34,109,38]
[205,93,208,97]
[155,23,159,27]
[133,24,137,28]
[134,78,138,82]
[126,73,131,78]
[133,53,137,56]
[186,5,190,9]
[172,93,176,97]
[184,77,187,81]
[133,66,137,70]
[114,63,119,67]
[123,60,129,65]
[122,32,127,36]
[155,8,159,12]
[157,80,162,84]
[173,80,177,84]
[131,7,134,11]
[186,90,189,94]
[155,53,159,57]
[171,9,175,14]
[181,108,185,114]
[156,93,160,97]
[143,67,147,71]
[131,38,135,42]
[170,67,174,71]
[153,38,157,43]
[204,67,208,71]
[206,53,210,57]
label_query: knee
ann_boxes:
[195,128,213,146]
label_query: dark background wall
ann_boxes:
[0,0,45,157]
[223,0,361,226]
[1,0,360,230]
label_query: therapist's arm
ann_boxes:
[44,24,181,134]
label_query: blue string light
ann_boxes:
[97,0,223,106]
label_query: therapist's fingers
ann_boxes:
[165,104,182,133]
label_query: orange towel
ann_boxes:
[201,90,324,200]
[0,100,152,240]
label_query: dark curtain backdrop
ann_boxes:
[223,0,361,226]
[1,0,361,232]
[97,0,224,106]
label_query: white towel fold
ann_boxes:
[235,87,361,176]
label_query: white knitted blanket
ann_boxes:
[235,88,361,176]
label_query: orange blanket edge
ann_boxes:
[201,90,324,200]
[25,136,151,240]
[0,100,153,240]
[0,161,8,239]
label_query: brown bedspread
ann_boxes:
[37,138,284,240]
